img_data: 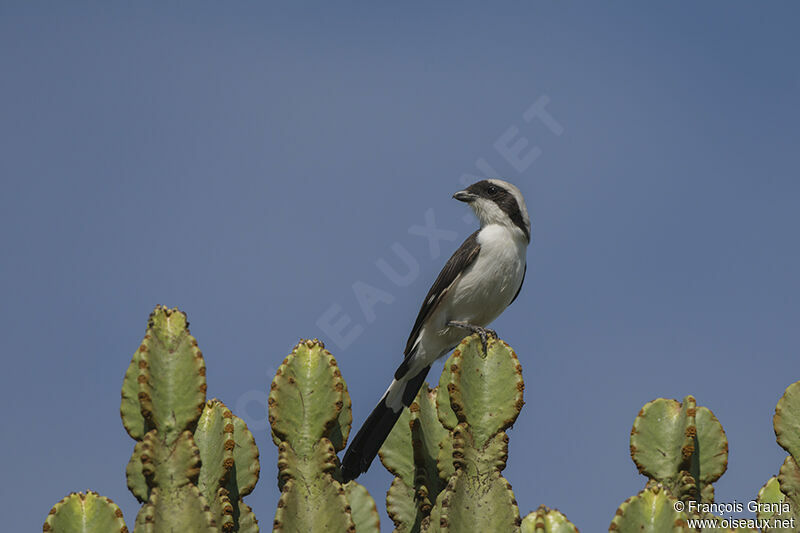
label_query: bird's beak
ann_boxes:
[453,190,476,203]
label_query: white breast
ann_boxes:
[444,224,527,327]
[404,223,529,374]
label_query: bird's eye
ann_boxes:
[487,185,498,195]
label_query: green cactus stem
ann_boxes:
[380,383,451,532]
[379,335,527,532]
[120,306,207,446]
[268,339,379,533]
[750,379,800,532]
[438,466,520,533]
[427,335,524,533]
[194,399,261,532]
[777,456,800,523]
[629,396,727,502]
[609,484,687,532]
[774,381,800,464]
[442,335,524,448]
[48,308,593,533]
[752,456,800,532]
[520,505,579,533]
[43,491,128,533]
[346,481,382,533]
[119,306,260,532]
[756,475,797,532]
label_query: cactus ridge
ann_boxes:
[746,380,800,532]
[446,337,524,448]
[629,395,727,504]
[195,400,236,498]
[268,339,345,454]
[379,383,452,531]
[410,386,451,492]
[775,381,800,465]
[756,475,794,530]
[433,336,524,533]
[755,455,800,531]
[43,491,128,533]
[778,455,800,516]
[379,334,526,532]
[520,505,580,533]
[148,484,218,532]
[120,307,207,446]
[229,411,261,498]
[345,479,382,533]
[192,398,261,532]
[269,339,379,533]
[118,306,260,532]
[614,395,734,530]
[125,440,150,503]
[609,484,688,532]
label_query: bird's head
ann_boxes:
[453,179,530,242]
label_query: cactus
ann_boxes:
[378,335,565,533]
[431,336,525,533]
[194,399,261,532]
[613,394,786,532]
[45,306,263,533]
[120,306,217,532]
[752,380,800,532]
[629,395,728,504]
[43,491,128,533]
[610,395,739,531]
[268,339,380,533]
[43,305,800,532]
[346,481,382,532]
[609,484,687,532]
[774,381,800,463]
[520,506,579,533]
[46,309,577,533]
[379,383,450,532]
[773,381,800,521]
[611,395,730,530]
[32,308,634,533]
[264,333,577,533]
[118,306,262,532]
[757,475,796,532]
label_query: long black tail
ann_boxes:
[340,366,430,482]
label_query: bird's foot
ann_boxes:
[447,321,497,353]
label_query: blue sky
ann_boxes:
[2,3,798,531]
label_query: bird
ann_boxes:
[340,178,531,482]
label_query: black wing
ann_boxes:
[398,230,481,368]
[508,262,526,306]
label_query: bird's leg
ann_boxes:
[447,320,497,353]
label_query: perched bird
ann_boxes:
[340,179,531,482]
